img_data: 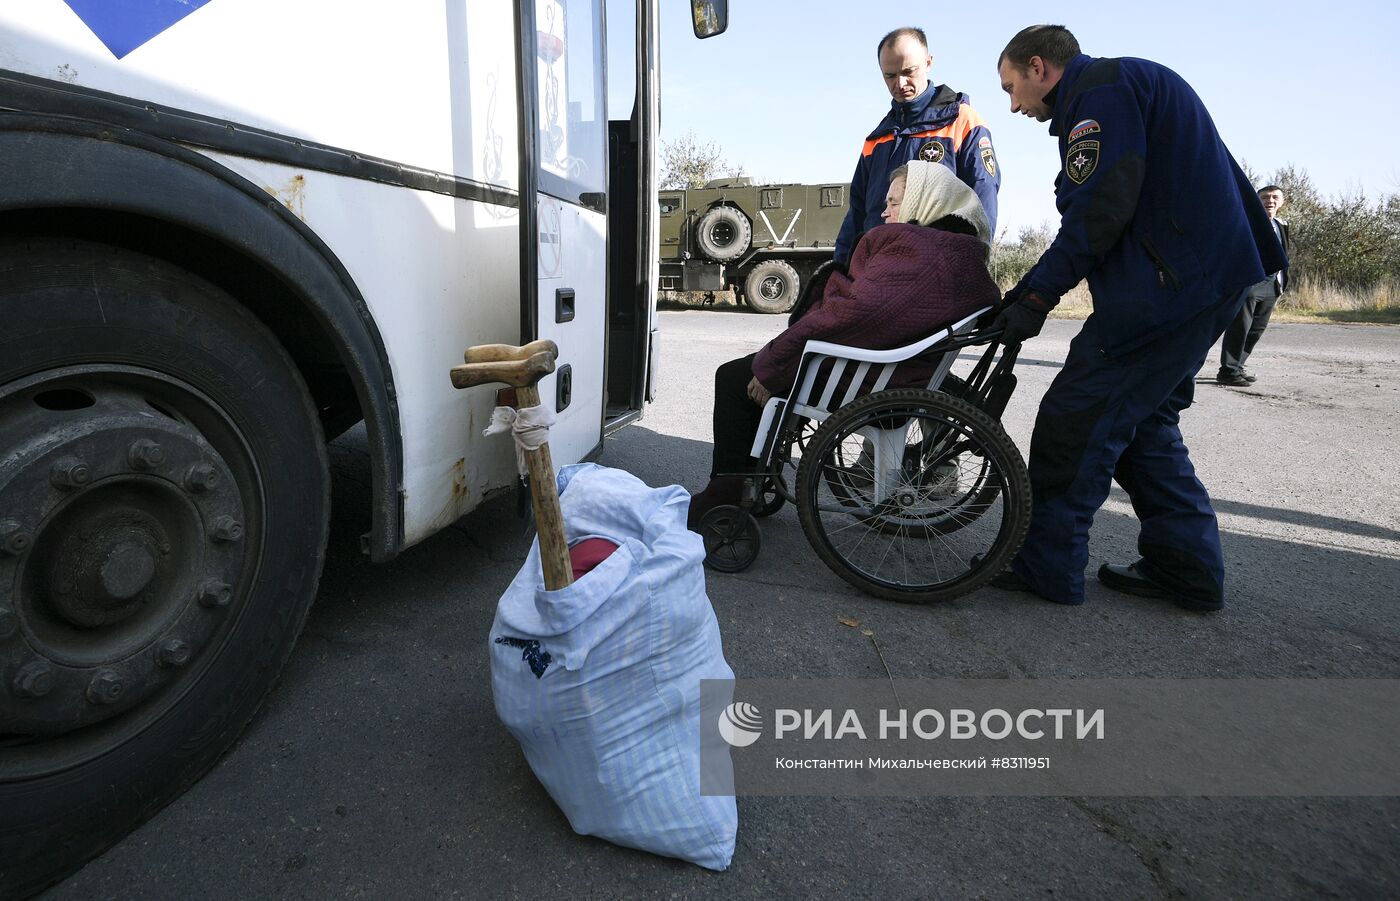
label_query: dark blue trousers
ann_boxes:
[1010,287,1250,605]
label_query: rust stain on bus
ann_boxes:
[265,174,307,219]
[450,458,469,502]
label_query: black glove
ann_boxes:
[991,289,1055,345]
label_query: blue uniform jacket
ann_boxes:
[1021,54,1288,355]
[834,84,1000,264]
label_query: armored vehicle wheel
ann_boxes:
[695,205,751,262]
[0,239,329,896]
[744,260,801,314]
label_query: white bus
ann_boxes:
[0,0,726,891]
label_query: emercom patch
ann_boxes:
[1065,140,1100,184]
[981,148,997,178]
[919,141,945,163]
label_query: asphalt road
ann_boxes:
[49,311,1400,899]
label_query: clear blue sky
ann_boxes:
[610,0,1398,239]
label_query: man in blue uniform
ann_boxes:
[833,26,1000,265]
[989,25,1287,611]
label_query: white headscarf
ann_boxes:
[898,160,992,244]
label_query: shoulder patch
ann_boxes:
[980,147,997,178]
[1068,119,1101,142]
[1065,140,1100,184]
[978,135,992,149]
[919,141,946,163]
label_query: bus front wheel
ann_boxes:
[0,238,330,896]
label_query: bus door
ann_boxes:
[603,0,659,432]
[520,0,610,463]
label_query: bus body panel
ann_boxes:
[201,153,525,545]
[0,1,624,547]
[0,0,521,189]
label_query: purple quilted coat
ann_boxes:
[751,224,1000,395]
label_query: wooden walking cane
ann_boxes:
[450,340,573,590]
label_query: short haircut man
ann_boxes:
[878,26,927,55]
[831,25,1001,266]
[997,24,1081,70]
[1217,185,1290,385]
[987,24,1287,611]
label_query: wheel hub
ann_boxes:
[709,222,735,247]
[1,368,250,737]
[52,520,163,628]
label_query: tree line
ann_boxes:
[992,165,1400,306]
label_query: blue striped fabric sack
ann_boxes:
[489,463,737,870]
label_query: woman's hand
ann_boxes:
[746,377,772,407]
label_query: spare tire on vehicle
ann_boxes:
[744,259,801,314]
[694,205,751,262]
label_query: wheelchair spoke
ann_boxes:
[796,388,1031,603]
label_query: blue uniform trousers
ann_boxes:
[1010,287,1250,605]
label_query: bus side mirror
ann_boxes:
[691,0,728,38]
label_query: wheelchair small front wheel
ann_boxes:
[699,505,763,572]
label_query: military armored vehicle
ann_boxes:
[658,177,848,313]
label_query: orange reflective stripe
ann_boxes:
[862,133,895,156]
[860,106,987,157]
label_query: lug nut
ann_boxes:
[86,670,125,705]
[198,579,233,608]
[157,638,192,667]
[0,520,32,556]
[128,438,166,470]
[209,516,243,543]
[13,661,54,699]
[50,456,92,489]
[184,462,220,493]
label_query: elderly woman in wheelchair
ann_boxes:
[688,161,1030,603]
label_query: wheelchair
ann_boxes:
[696,308,1031,604]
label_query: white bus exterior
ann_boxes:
[0,0,726,892]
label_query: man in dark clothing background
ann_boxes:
[833,26,1000,266]
[988,25,1287,611]
[1218,185,1290,386]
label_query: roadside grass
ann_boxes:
[1040,280,1400,325]
[1273,277,1400,324]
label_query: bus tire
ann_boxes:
[695,205,751,262]
[0,238,329,896]
[744,260,801,314]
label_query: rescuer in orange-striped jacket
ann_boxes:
[833,26,1001,266]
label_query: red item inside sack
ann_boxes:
[569,537,619,580]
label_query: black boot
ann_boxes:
[687,476,745,531]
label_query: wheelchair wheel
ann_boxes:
[819,383,992,533]
[699,505,762,572]
[796,388,1030,603]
